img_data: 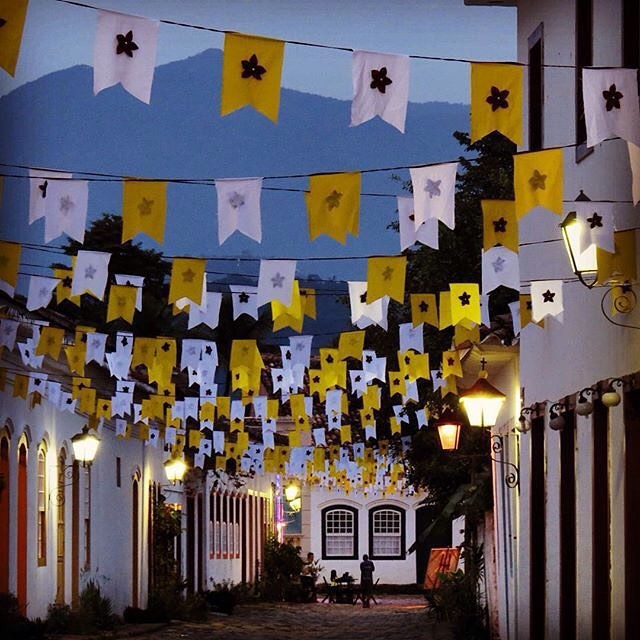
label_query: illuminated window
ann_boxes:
[322,506,358,559]
[369,507,405,559]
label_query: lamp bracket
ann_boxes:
[489,435,519,490]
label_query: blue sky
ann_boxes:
[2,0,516,102]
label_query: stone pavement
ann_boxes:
[146,596,453,640]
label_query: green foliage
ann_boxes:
[260,536,305,601]
[44,603,73,634]
[0,592,46,640]
[74,580,116,631]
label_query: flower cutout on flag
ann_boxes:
[84,265,96,279]
[602,83,623,111]
[419,300,429,312]
[271,272,285,288]
[238,291,250,303]
[370,67,393,93]
[241,54,266,80]
[138,197,154,216]
[542,289,555,303]
[228,191,245,209]
[116,30,139,57]
[529,169,547,190]
[587,212,603,228]
[424,179,442,199]
[382,266,394,280]
[359,291,367,303]
[325,190,343,211]
[458,291,471,306]
[492,217,507,232]
[39,180,48,198]
[59,195,75,215]
[492,256,506,273]
[485,86,510,111]
[182,268,195,283]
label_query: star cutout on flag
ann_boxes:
[404,355,411,365]
[116,30,139,57]
[355,375,361,382]
[325,190,343,211]
[241,53,266,80]
[424,179,442,199]
[59,195,74,215]
[382,266,394,280]
[325,354,334,364]
[138,197,154,216]
[365,355,373,364]
[84,265,97,279]
[39,287,49,299]
[285,351,292,360]
[276,374,283,382]
[447,357,455,366]
[205,345,213,355]
[121,337,129,347]
[182,269,195,283]
[529,169,547,191]
[587,212,603,228]
[419,300,429,312]
[436,370,443,379]
[485,86,510,111]
[271,272,285,288]
[161,342,171,352]
[228,192,245,209]
[116,296,126,308]
[312,375,320,383]
[458,291,471,306]
[492,217,507,233]
[360,291,367,303]
[392,378,400,386]
[492,256,506,273]
[238,291,250,303]
[370,67,393,93]
[542,289,555,303]
[602,83,623,111]
[62,276,72,288]
[39,180,48,198]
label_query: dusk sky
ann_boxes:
[1,0,516,102]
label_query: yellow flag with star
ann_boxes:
[450,283,481,326]
[221,32,285,123]
[306,172,361,243]
[0,0,28,76]
[300,288,317,318]
[132,337,155,368]
[409,293,437,328]
[122,180,167,244]
[519,293,543,329]
[482,200,518,252]
[107,284,137,323]
[0,240,20,289]
[439,291,452,330]
[596,230,637,285]
[35,326,64,359]
[514,148,563,219]
[387,372,406,396]
[367,256,406,303]
[471,62,523,145]
[272,280,303,332]
[168,258,205,305]
[442,350,463,378]
[338,331,365,361]
[54,265,80,306]
[454,323,480,346]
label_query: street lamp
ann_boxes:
[434,410,462,451]
[459,360,506,428]
[70,425,100,467]
[284,482,301,512]
[559,209,598,289]
[164,453,188,484]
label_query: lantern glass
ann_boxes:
[284,483,300,503]
[560,212,598,275]
[288,497,302,513]
[437,422,461,451]
[459,377,506,428]
[71,426,100,465]
[164,456,187,483]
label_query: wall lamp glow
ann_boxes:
[602,378,624,408]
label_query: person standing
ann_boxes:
[359,554,375,608]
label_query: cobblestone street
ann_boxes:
[146,596,452,640]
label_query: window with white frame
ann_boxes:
[322,506,358,559]
[37,444,47,566]
[369,506,405,559]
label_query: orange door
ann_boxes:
[0,437,10,591]
[17,443,27,613]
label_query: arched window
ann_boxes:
[321,505,358,560]
[369,506,405,560]
[37,442,47,566]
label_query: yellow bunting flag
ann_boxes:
[367,256,406,303]
[96,400,112,421]
[200,402,215,422]
[107,284,137,323]
[442,350,463,378]
[13,374,28,398]
[519,293,543,329]
[340,424,352,444]
[230,339,262,372]
[388,372,406,396]
[454,323,480,346]
[221,32,285,123]
[236,431,249,453]
[481,199,518,252]
[122,180,167,243]
[216,396,230,419]
[65,343,86,375]
[300,288,317,318]
[400,352,430,382]
[439,291,452,330]
[0,240,21,289]
[132,337,155,368]
[338,331,365,361]
[596,230,637,285]
[410,293,438,328]
[306,172,361,243]
[54,266,80,306]
[168,258,205,305]
[272,280,303,332]
[36,326,64,359]
[0,0,28,76]
[514,148,563,219]
[155,337,177,369]
[441,375,458,397]
[471,62,523,145]
[450,283,481,326]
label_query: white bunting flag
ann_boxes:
[46,381,62,407]
[72,250,111,300]
[628,142,640,205]
[349,370,367,397]
[29,169,72,224]
[257,260,296,307]
[351,50,410,133]
[94,10,159,104]
[188,291,222,330]
[312,428,327,447]
[399,322,424,354]
[0,319,19,351]
[26,276,60,311]
[410,162,458,230]
[480,294,491,328]
[415,408,428,429]
[229,285,258,320]
[44,179,89,244]
[508,300,521,335]
[397,195,439,251]
[28,373,48,397]
[215,177,263,244]
[180,339,202,371]
[431,369,445,393]
[115,274,144,310]
[85,332,108,365]
[348,281,389,330]
[363,353,386,384]
[531,280,564,323]
[574,201,615,254]
[583,68,640,147]
[481,246,520,294]
[289,335,313,367]
[213,431,225,454]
